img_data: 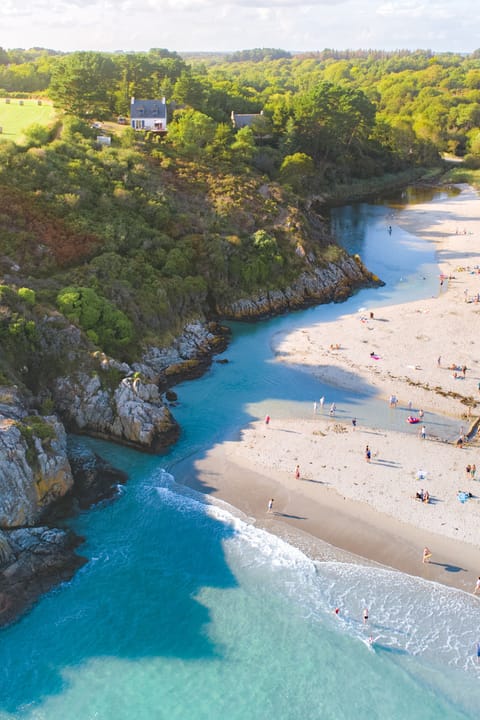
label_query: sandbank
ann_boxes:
[189,184,480,595]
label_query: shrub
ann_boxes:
[17,287,36,306]
[56,285,134,354]
[40,397,55,415]
[279,153,315,192]
[0,285,16,304]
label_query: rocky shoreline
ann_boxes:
[0,254,378,628]
[0,442,126,628]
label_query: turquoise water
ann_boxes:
[1,189,479,719]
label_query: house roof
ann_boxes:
[231,111,264,129]
[131,99,167,118]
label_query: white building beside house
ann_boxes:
[130,97,168,133]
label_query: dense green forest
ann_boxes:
[2,46,480,162]
[1,46,479,385]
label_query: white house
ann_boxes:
[130,97,168,133]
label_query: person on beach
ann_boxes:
[352,417,357,430]
[473,577,480,595]
[319,396,325,409]
[267,498,274,514]
[265,414,270,425]
[471,464,476,480]
[365,446,371,462]
[329,403,336,416]
[420,425,426,440]
[422,547,432,564]
[363,608,369,625]
[437,356,441,367]
[419,409,424,419]
[295,465,300,480]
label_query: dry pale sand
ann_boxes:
[192,184,480,594]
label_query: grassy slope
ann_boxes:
[0,99,56,142]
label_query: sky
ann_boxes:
[1,0,479,55]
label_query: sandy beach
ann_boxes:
[192,184,480,595]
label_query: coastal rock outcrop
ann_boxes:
[48,322,231,451]
[0,388,73,527]
[53,372,180,452]
[216,256,382,319]
[0,526,85,628]
[133,321,230,386]
[0,386,128,627]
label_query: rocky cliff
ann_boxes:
[216,255,380,319]
[0,387,72,527]
[0,388,127,627]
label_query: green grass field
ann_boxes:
[0,99,56,143]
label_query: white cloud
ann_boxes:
[0,0,479,53]
[377,1,455,19]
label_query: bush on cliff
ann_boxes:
[56,286,134,355]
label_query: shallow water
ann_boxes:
[1,188,478,719]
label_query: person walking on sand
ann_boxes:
[422,547,432,564]
[352,417,357,431]
[267,498,274,514]
[420,425,426,440]
[329,402,336,416]
[437,356,441,367]
[313,401,318,414]
[265,414,270,426]
[473,577,480,595]
[295,465,300,480]
[471,464,476,480]
[319,396,325,410]
[365,445,371,462]
[363,607,369,625]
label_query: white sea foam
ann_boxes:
[153,471,480,679]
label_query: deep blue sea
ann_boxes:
[1,187,479,720]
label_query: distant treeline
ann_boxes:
[1,45,480,164]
